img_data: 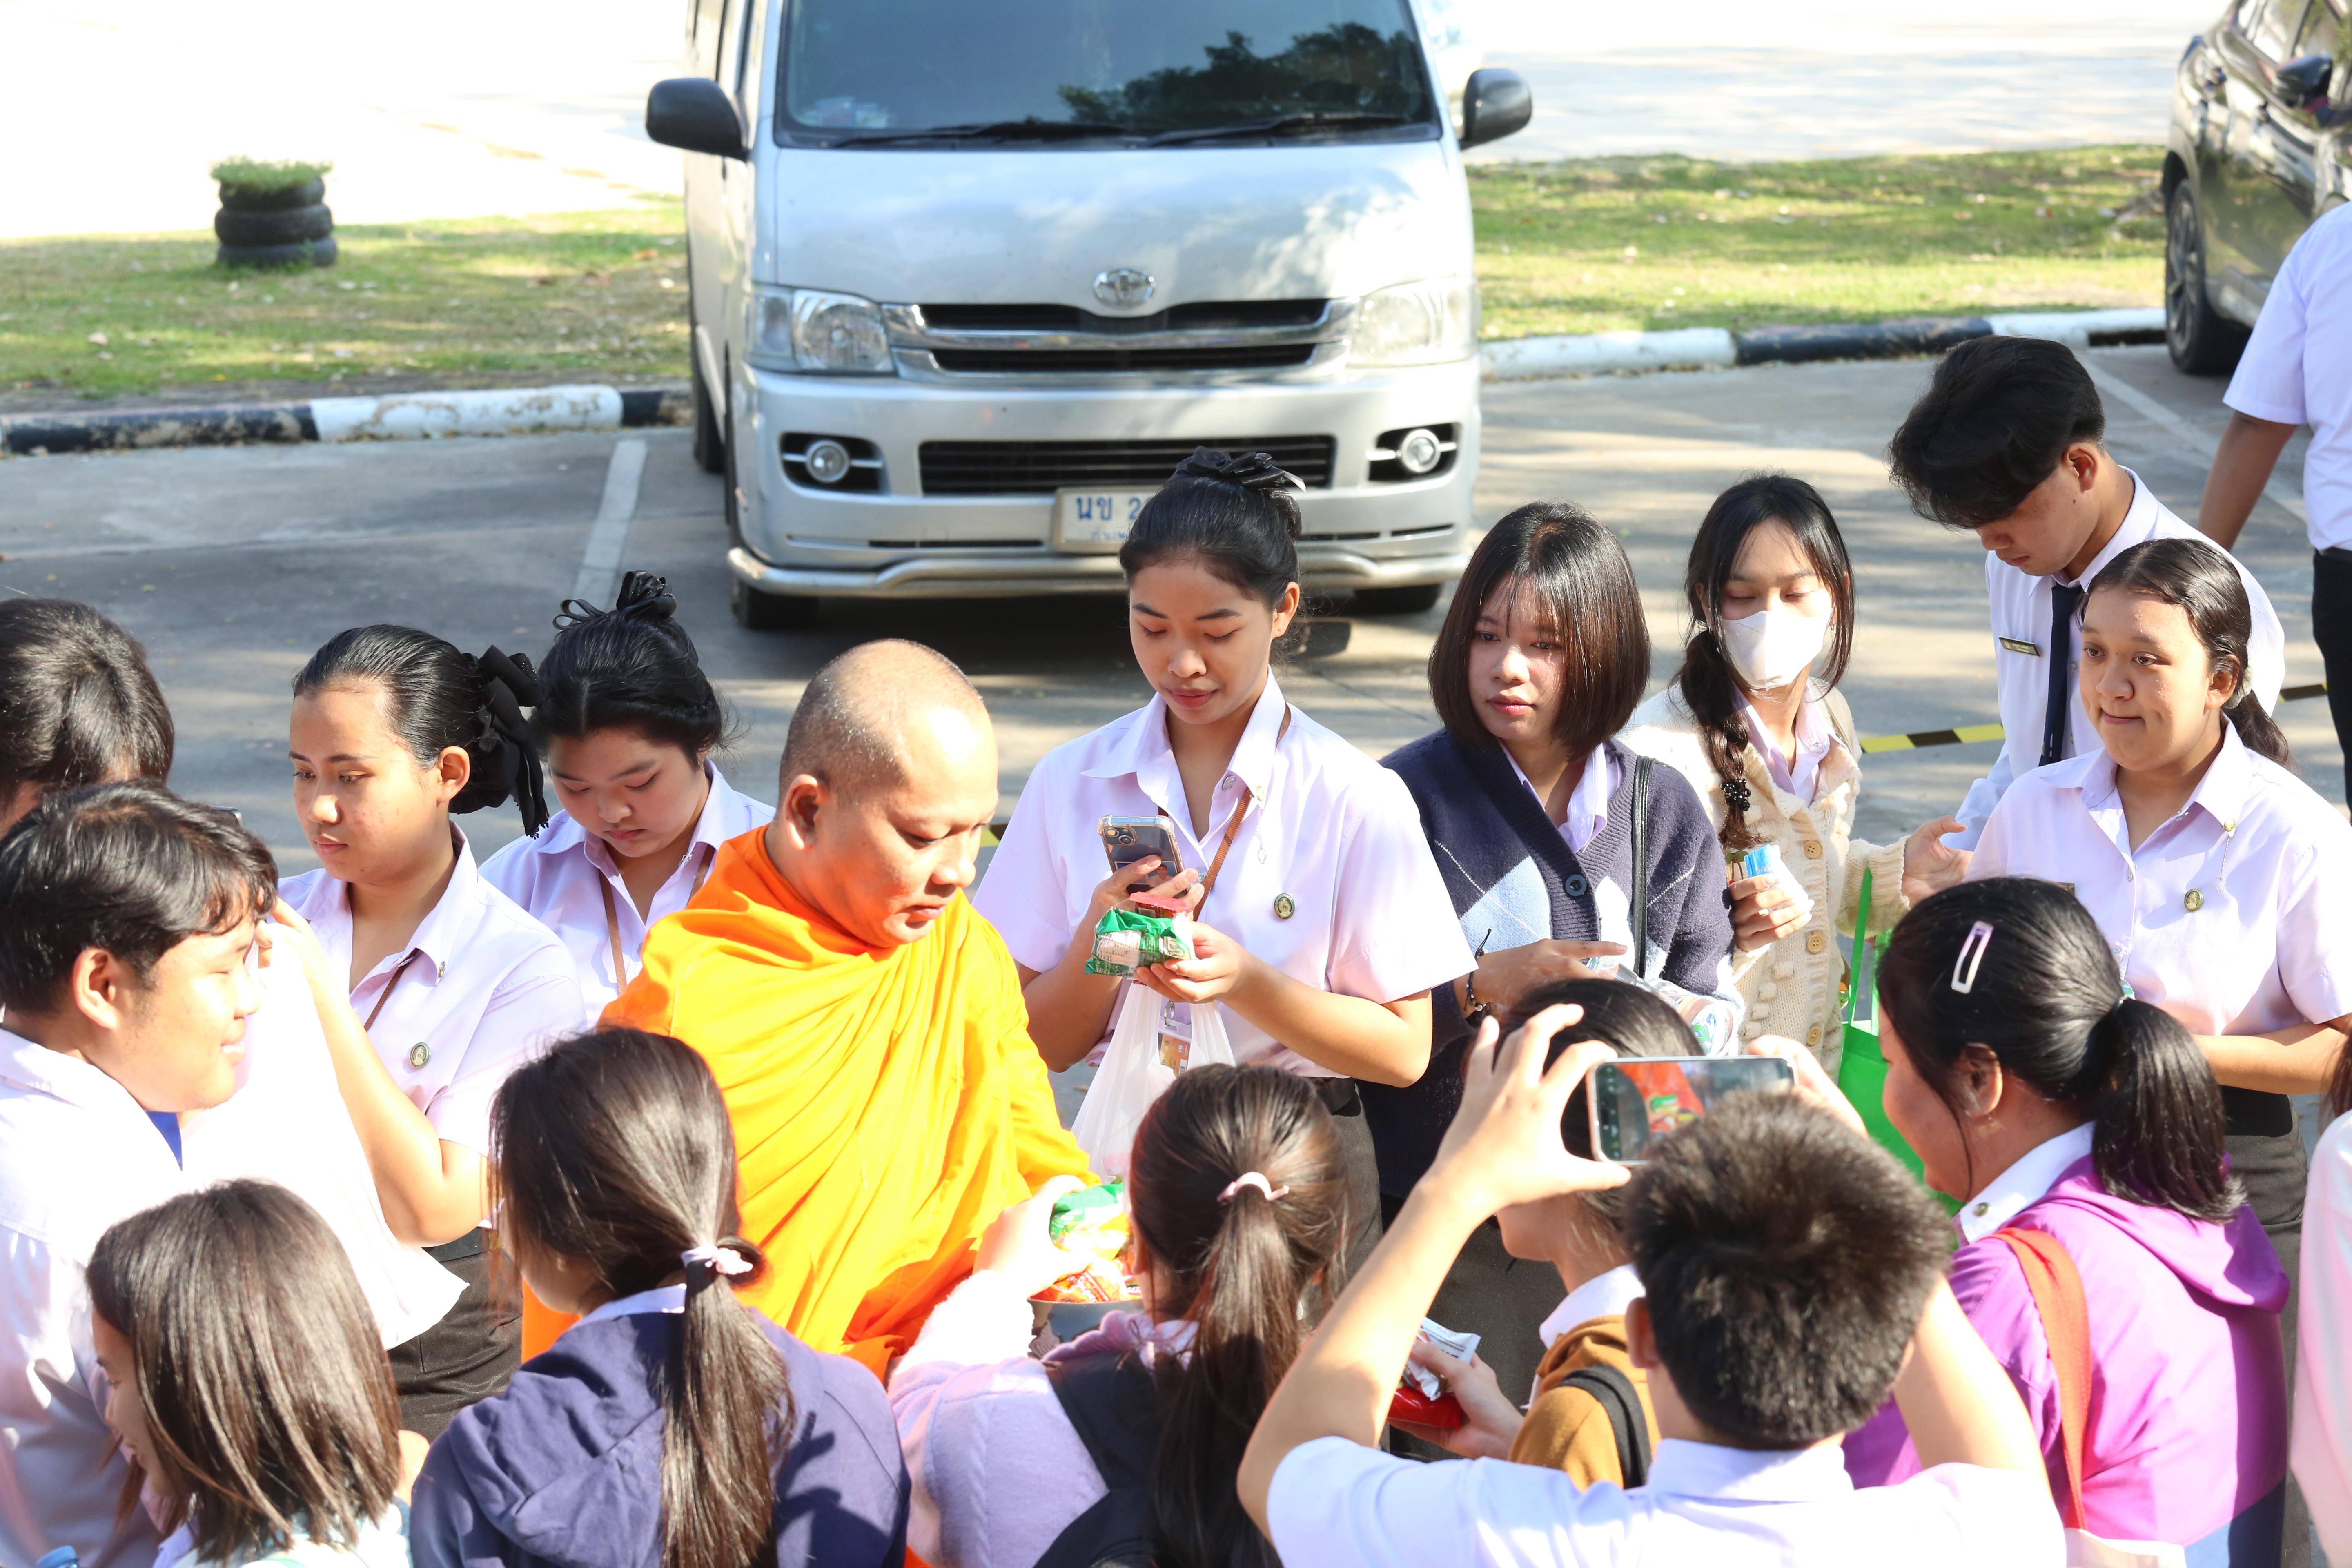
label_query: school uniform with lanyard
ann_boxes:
[480,763,774,1020]
[976,674,1471,1254]
[279,829,582,1434]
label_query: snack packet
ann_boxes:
[1387,1318,1480,1429]
[1085,909,1195,976]
[1738,842,1816,926]
[1048,1179,1130,1258]
[1031,1256,1139,1304]
[1618,970,1744,1056]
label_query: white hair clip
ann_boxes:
[1950,921,1996,995]
[680,1243,752,1277]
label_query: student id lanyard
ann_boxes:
[1191,707,1291,923]
[362,951,434,1072]
[599,850,714,993]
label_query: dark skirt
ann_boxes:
[390,1232,521,1440]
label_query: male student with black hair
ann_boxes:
[0,781,279,1568]
[1238,1008,2061,1568]
[1886,334,2284,848]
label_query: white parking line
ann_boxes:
[572,437,648,607]
[2081,362,2308,525]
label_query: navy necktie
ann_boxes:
[2040,582,2085,768]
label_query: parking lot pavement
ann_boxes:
[0,344,2329,872]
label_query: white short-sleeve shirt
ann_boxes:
[0,1028,188,1568]
[1264,1434,2060,1568]
[973,675,1474,1076]
[1951,469,2286,847]
[281,828,583,1157]
[2225,201,2352,552]
[479,762,774,1020]
[1970,724,2352,1037]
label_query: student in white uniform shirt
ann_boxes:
[0,782,278,1568]
[1971,538,2352,1346]
[481,572,773,1019]
[276,625,583,1437]
[1234,1009,2061,1568]
[1887,335,2285,848]
[2297,1054,2352,1568]
[2200,200,2352,803]
[974,448,1472,1263]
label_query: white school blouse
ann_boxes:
[479,763,774,1020]
[2225,201,2352,553]
[281,829,583,1159]
[973,675,1474,1076]
[1951,469,2286,848]
[1970,725,2352,1039]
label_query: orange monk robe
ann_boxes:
[602,827,1091,1376]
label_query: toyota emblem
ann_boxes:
[1091,267,1155,309]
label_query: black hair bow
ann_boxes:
[1174,447,1303,496]
[553,570,678,633]
[468,646,551,838]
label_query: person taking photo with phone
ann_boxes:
[976,448,1472,1265]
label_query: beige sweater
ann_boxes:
[1621,683,1906,1070]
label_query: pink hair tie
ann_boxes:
[1217,1172,1289,1204]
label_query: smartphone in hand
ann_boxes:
[1588,1056,1794,1163]
[1098,815,1185,895]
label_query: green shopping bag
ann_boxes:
[1834,866,1932,1184]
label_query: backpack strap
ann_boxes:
[1559,1364,1653,1489]
[1629,755,1653,979]
[1993,1226,2092,1529]
[1036,1352,1163,1568]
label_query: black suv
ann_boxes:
[2164,0,2350,372]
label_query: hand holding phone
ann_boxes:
[1586,1055,1795,1164]
[1098,815,1186,895]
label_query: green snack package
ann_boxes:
[1048,1178,1127,1243]
[1085,908,1194,976]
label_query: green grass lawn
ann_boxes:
[0,145,2169,401]
[1472,144,2166,340]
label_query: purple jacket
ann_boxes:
[409,1310,908,1568]
[1846,1159,2288,1562]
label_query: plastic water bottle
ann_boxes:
[39,1547,81,1568]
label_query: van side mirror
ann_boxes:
[2275,52,2333,105]
[1459,69,1532,149]
[646,77,747,159]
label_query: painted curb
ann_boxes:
[1,385,686,457]
[1480,306,2166,381]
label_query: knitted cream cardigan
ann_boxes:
[1621,682,1908,1071]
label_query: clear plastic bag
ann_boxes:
[1069,984,1234,1178]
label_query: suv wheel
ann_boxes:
[1353,583,1443,616]
[730,576,821,631]
[2165,183,2248,375]
[691,350,726,475]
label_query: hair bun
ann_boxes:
[457,646,550,836]
[1172,448,1304,539]
[553,570,677,633]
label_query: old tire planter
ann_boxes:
[216,177,336,268]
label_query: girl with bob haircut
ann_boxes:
[0,597,173,829]
[408,1026,907,1568]
[272,625,583,1434]
[1624,474,1969,1060]
[1972,536,2352,1358]
[1371,500,1735,1404]
[483,571,773,1019]
[86,1180,412,1568]
[1842,877,2289,1563]
[977,448,1471,1263]
[890,1063,1346,1568]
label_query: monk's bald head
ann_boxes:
[781,640,989,792]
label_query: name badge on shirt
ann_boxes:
[1998,637,2042,657]
[1157,997,1193,1074]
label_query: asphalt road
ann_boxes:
[0,343,2328,876]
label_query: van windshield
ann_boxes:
[776,0,1439,147]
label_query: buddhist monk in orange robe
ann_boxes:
[598,639,1090,1376]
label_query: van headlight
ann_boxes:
[1351,278,1479,367]
[748,287,895,374]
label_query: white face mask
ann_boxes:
[1718,601,1832,691]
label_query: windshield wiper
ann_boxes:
[831,120,1132,147]
[1142,112,1412,147]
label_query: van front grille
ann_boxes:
[918,300,1328,333]
[918,437,1336,496]
[928,344,1316,374]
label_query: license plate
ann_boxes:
[1053,488,1158,553]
